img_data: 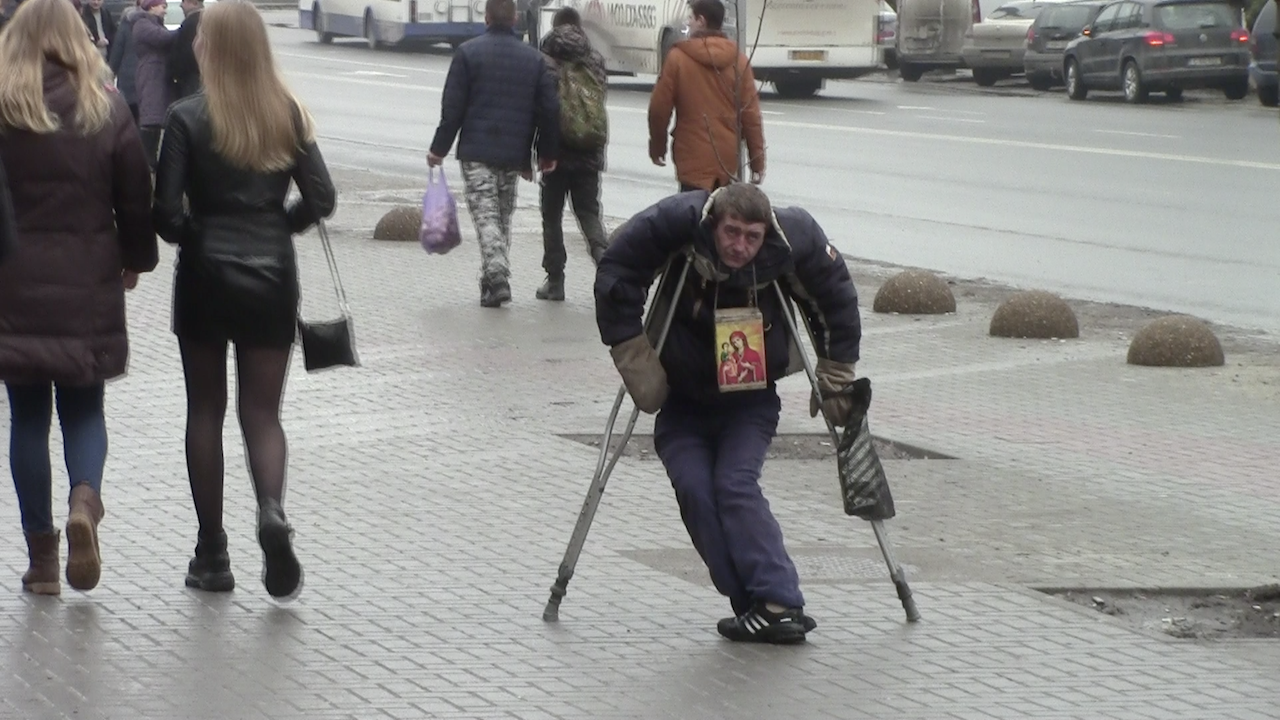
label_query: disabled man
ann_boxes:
[595,183,862,643]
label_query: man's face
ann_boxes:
[713,215,767,269]
[88,0,103,10]
[182,0,199,14]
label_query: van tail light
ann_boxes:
[1026,26,1036,43]
[972,0,982,23]
[1144,31,1175,47]
[1231,28,1249,43]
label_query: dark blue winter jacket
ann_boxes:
[595,190,862,406]
[430,27,560,171]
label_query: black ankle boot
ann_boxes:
[185,530,235,592]
[535,274,565,301]
[258,500,303,600]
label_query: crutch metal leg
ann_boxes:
[543,261,693,622]
[773,283,921,623]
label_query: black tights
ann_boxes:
[179,340,292,537]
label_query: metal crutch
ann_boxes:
[542,259,694,622]
[773,283,921,623]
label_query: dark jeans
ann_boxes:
[653,390,804,613]
[140,125,162,171]
[6,382,108,534]
[540,168,607,275]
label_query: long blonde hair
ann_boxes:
[200,0,315,172]
[0,0,113,135]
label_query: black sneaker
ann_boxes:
[258,500,303,600]
[480,280,512,308]
[185,530,235,592]
[717,602,808,644]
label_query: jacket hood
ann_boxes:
[40,61,79,121]
[685,188,793,288]
[540,24,592,61]
[674,31,741,70]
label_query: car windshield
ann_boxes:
[1042,5,1098,28]
[989,2,1044,19]
[1155,2,1236,30]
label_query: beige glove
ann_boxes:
[610,335,669,414]
[809,358,857,426]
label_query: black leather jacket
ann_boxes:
[152,95,336,252]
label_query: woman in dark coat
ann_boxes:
[131,0,173,168]
[154,0,335,600]
[107,0,144,124]
[0,159,15,265]
[0,0,158,596]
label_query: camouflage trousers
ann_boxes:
[460,161,520,286]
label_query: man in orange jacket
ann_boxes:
[648,0,765,191]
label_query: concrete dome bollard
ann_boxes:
[989,290,1079,339]
[373,206,422,242]
[1127,315,1225,367]
[872,269,956,315]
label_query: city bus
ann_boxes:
[299,0,520,49]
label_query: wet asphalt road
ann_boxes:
[266,20,1280,332]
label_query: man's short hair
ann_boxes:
[688,0,725,30]
[485,0,516,28]
[711,183,772,226]
[552,6,580,27]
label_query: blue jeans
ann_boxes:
[654,390,804,613]
[6,382,108,534]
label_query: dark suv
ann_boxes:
[1062,0,1251,102]
[1250,0,1277,106]
[1024,1,1106,89]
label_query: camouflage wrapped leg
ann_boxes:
[460,161,520,286]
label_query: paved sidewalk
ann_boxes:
[1,167,1277,720]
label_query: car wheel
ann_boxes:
[1165,87,1183,101]
[1260,84,1280,107]
[314,3,333,44]
[1065,59,1086,100]
[363,12,379,50]
[1122,60,1147,104]
[1223,80,1248,101]
[1027,72,1053,91]
[899,62,924,82]
[972,68,1000,87]
[774,78,822,99]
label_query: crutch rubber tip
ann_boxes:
[542,602,561,622]
[894,579,921,622]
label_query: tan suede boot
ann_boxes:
[66,484,104,591]
[23,530,61,595]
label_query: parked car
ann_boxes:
[880,0,899,68]
[1249,0,1277,106]
[1062,0,1251,103]
[961,0,1064,85]
[1024,0,1105,88]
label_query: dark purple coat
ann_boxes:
[132,12,175,126]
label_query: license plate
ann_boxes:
[789,50,827,61]
[981,49,1012,57]
[1045,40,1067,50]
[1188,56,1222,66]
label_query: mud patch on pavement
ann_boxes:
[558,433,954,461]
[1044,586,1280,640]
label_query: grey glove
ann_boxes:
[809,358,857,426]
[610,335,669,414]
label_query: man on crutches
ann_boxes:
[595,183,862,644]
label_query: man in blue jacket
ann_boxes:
[595,183,862,644]
[428,0,560,308]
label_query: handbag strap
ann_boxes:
[290,103,350,318]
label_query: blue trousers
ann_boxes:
[6,382,107,534]
[654,390,804,613]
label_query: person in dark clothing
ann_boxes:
[131,0,174,169]
[0,0,22,31]
[107,0,143,124]
[534,7,609,302]
[0,159,15,266]
[595,184,862,644]
[153,1,335,600]
[428,0,560,308]
[81,0,117,55]
[167,0,202,99]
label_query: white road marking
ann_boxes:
[1094,129,1181,139]
[349,70,408,78]
[276,50,446,75]
[897,105,936,110]
[768,101,887,116]
[914,115,986,124]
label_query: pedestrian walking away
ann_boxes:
[0,0,158,596]
[594,183,862,643]
[131,0,175,169]
[648,0,766,192]
[168,0,204,100]
[108,0,144,125]
[153,0,336,601]
[428,0,560,308]
[535,6,609,302]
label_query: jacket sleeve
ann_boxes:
[533,56,560,162]
[132,16,174,51]
[110,98,158,272]
[429,51,470,158]
[647,52,678,160]
[594,194,703,347]
[168,17,198,85]
[152,105,191,246]
[0,158,15,266]
[287,139,337,234]
[784,209,860,364]
[738,55,766,175]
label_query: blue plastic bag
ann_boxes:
[419,167,461,255]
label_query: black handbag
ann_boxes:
[296,216,359,372]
